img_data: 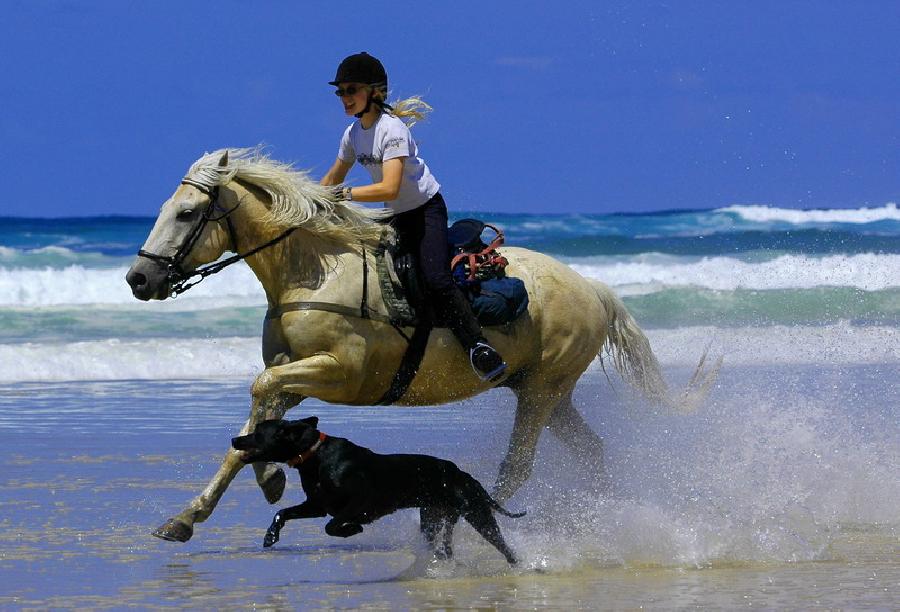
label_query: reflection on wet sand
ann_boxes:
[0,376,897,608]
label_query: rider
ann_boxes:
[320,52,507,382]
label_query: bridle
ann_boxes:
[137,179,296,296]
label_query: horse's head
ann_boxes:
[126,152,237,300]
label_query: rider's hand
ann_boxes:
[330,185,351,201]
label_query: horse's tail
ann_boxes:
[589,279,720,412]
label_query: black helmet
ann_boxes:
[329,52,387,91]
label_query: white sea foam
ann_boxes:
[506,373,900,568]
[568,253,900,293]
[0,337,263,382]
[0,245,118,268]
[1,324,896,382]
[0,264,265,307]
[644,322,900,366]
[720,202,900,224]
[2,252,898,307]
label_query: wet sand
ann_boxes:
[0,366,897,609]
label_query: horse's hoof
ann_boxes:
[151,518,193,542]
[261,467,286,504]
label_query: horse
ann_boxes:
[125,147,718,542]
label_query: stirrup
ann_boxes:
[469,342,507,382]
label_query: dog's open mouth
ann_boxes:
[233,447,265,463]
[231,435,262,463]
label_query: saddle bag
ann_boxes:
[447,219,528,325]
[448,219,509,289]
[470,276,529,326]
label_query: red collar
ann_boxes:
[286,431,327,467]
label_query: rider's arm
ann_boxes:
[342,157,405,202]
[320,158,353,186]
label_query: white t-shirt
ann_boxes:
[338,113,441,214]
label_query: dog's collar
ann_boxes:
[286,432,327,467]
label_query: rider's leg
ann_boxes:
[416,194,507,381]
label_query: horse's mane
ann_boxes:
[184,147,391,245]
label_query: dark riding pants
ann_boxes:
[389,193,484,349]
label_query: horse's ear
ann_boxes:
[301,416,319,428]
[218,151,229,168]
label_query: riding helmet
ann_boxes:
[329,52,388,91]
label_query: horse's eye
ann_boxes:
[177,209,195,220]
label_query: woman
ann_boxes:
[320,52,506,382]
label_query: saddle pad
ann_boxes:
[374,225,528,328]
[375,244,419,327]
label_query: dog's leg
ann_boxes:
[419,507,439,550]
[440,512,459,560]
[420,507,454,560]
[463,507,519,565]
[324,518,363,538]
[264,500,326,547]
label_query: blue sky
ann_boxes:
[1,1,898,217]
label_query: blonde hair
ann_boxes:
[376,92,432,128]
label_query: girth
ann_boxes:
[265,246,432,406]
[265,301,394,325]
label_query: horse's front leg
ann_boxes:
[252,391,304,504]
[151,390,294,542]
[152,356,349,542]
[251,352,355,404]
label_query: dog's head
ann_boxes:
[231,417,320,464]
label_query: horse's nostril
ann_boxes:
[126,270,147,289]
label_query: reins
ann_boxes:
[166,226,298,296]
[137,180,296,296]
[139,178,420,402]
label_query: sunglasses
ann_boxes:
[334,85,368,97]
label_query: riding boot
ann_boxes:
[469,341,507,382]
[441,288,507,382]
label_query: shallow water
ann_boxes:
[0,365,897,609]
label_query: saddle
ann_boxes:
[375,219,528,328]
[371,218,528,405]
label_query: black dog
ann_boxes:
[231,417,525,564]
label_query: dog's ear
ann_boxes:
[286,416,318,430]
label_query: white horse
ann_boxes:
[126,148,717,542]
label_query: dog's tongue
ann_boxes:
[238,451,252,462]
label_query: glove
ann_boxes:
[330,185,351,201]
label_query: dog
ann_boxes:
[231,417,525,564]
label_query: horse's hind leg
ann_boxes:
[151,391,299,542]
[547,391,608,491]
[492,384,563,503]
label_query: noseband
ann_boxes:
[137,180,295,296]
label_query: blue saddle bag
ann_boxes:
[470,276,529,326]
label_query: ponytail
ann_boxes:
[381,95,432,128]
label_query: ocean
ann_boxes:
[1,204,898,608]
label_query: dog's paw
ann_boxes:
[263,530,279,548]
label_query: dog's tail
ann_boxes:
[464,472,527,518]
[487,496,526,518]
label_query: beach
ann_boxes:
[0,360,897,608]
[1,206,898,608]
